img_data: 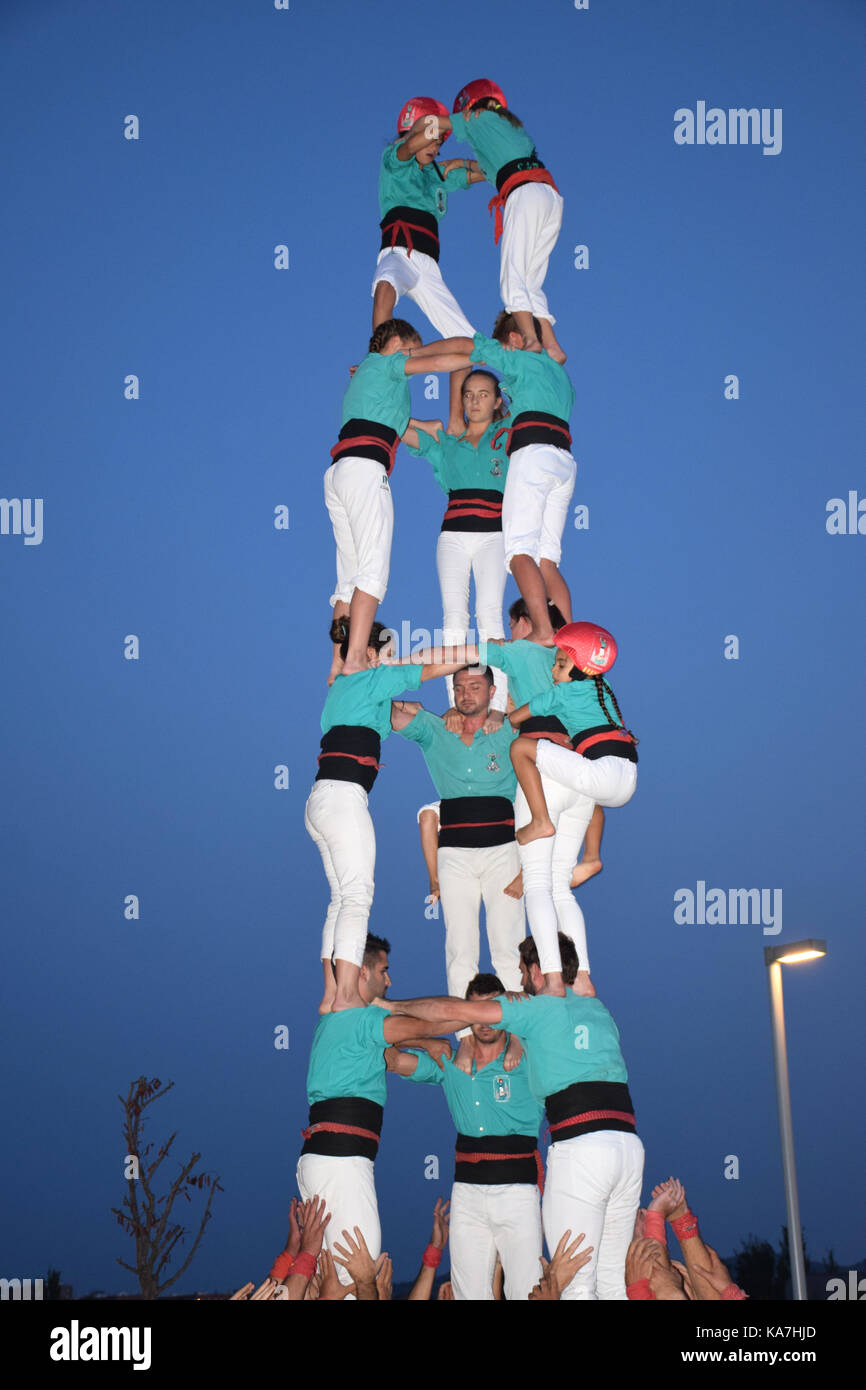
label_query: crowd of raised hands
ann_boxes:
[230,1176,748,1301]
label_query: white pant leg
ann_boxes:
[515,775,593,976]
[436,846,482,998]
[472,531,508,712]
[501,444,575,568]
[296,1153,381,1294]
[537,742,638,808]
[324,456,394,605]
[449,1183,499,1301]
[549,793,594,974]
[478,841,525,990]
[372,247,475,338]
[542,1131,644,1300]
[499,183,563,324]
[436,530,472,710]
[304,780,376,968]
[488,1183,545,1300]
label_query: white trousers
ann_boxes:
[543,1130,645,1300]
[537,739,638,808]
[501,443,575,568]
[514,779,593,977]
[436,528,508,712]
[499,182,563,324]
[324,456,393,606]
[372,246,475,339]
[437,842,524,999]
[296,1153,381,1294]
[450,1181,543,1301]
[304,780,375,968]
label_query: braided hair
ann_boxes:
[368,318,422,354]
[471,97,524,129]
[594,676,638,745]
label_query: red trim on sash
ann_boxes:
[442,496,503,522]
[457,1147,545,1193]
[572,730,635,756]
[301,1121,381,1146]
[490,416,572,456]
[548,1108,636,1134]
[518,728,572,749]
[383,218,441,258]
[487,168,559,244]
[316,751,381,769]
[330,433,399,477]
[441,818,514,830]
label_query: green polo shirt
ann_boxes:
[321,664,423,741]
[406,1048,543,1139]
[306,1006,389,1106]
[470,334,574,424]
[407,420,508,495]
[341,350,412,436]
[478,639,555,708]
[398,708,517,800]
[449,109,537,186]
[494,995,628,1104]
[378,141,470,221]
[529,679,617,741]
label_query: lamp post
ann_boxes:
[763,938,827,1301]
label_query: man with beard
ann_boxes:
[391,665,524,999]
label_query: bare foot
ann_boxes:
[649,1177,687,1220]
[503,1033,524,1071]
[328,659,343,686]
[319,988,337,1016]
[340,660,365,677]
[331,991,366,1012]
[570,856,602,889]
[522,336,542,353]
[545,345,567,364]
[540,977,567,997]
[503,871,524,900]
[573,970,596,998]
[516,818,555,846]
[633,1208,647,1239]
[454,1036,474,1074]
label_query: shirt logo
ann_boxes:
[493,1075,511,1102]
[490,457,502,477]
[380,474,390,489]
[435,187,447,215]
[486,753,500,773]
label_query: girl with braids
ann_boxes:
[326,317,473,682]
[372,97,485,338]
[402,369,511,718]
[450,80,566,363]
[307,616,466,1014]
[508,622,638,996]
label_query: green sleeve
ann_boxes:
[379,664,424,698]
[449,113,468,143]
[478,640,512,675]
[406,428,448,489]
[441,161,470,192]
[364,1008,389,1048]
[494,996,538,1042]
[470,332,507,370]
[397,705,436,748]
[403,1050,446,1086]
[528,686,558,717]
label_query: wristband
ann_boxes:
[292,1251,318,1282]
[722,1283,747,1301]
[422,1243,443,1268]
[269,1251,294,1281]
[627,1277,656,1300]
[671,1210,699,1242]
[644,1210,667,1246]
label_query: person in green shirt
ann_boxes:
[386,971,556,1301]
[450,78,566,362]
[372,97,484,338]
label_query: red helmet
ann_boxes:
[453,79,507,115]
[397,97,450,141]
[554,622,618,677]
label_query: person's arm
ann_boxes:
[386,641,482,668]
[509,701,532,727]
[283,1196,331,1301]
[331,1227,379,1300]
[384,1040,451,1076]
[383,1014,469,1044]
[407,1198,450,1301]
[418,805,440,900]
[406,351,473,377]
[408,336,475,359]
[385,994,505,1028]
[402,416,445,452]
[395,114,452,160]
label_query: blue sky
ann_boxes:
[1,0,864,1293]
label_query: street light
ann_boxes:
[763,938,827,1301]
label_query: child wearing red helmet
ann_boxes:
[509,622,638,994]
[372,98,485,339]
[450,80,566,363]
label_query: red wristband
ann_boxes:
[422,1244,443,1268]
[292,1251,318,1281]
[722,1283,747,1300]
[269,1251,294,1281]
[644,1210,667,1246]
[627,1277,656,1300]
[671,1210,699,1242]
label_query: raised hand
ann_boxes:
[453,1035,475,1075]
[375,1252,394,1301]
[546,1229,594,1298]
[332,1226,379,1295]
[649,1176,686,1220]
[503,1033,524,1072]
[318,1249,354,1302]
[431,1196,451,1250]
[436,1279,454,1300]
[285,1196,302,1256]
[299,1195,331,1256]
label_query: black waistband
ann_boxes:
[571,722,638,764]
[454,1132,539,1187]
[316,725,381,792]
[441,487,504,533]
[331,418,399,475]
[438,795,515,849]
[380,205,440,261]
[301,1097,384,1160]
[495,152,547,193]
[546,1081,636,1140]
[508,410,572,456]
[521,715,569,740]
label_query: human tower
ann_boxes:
[297,80,643,1301]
